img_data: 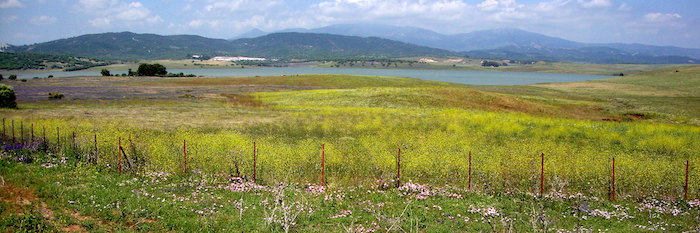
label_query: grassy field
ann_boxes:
[318,59,688,76]
[81,59,689,76]
[1,66,699,231]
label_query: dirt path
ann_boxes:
[0,182,88,232]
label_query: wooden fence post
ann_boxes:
[685,160,690,200]
[72,131,76,148]
[611,157,616,201]
[396,148,401,188]
[253,142,257,183]
[117,137,122,174]
[2,118,4,142]
[42,125,46,143]
[321,144,325,187]
[468,151,472,191]
[540,153,545,196]
[19,121,23,144]
[30,124,34,143]
[56,127,60,150]
[93,134,98,164]
[183,140,188,174]
[11,120,15,143]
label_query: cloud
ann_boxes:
[88,17,111,27]
[577,0,611,8]
[2,15,17,23]
[478,0,520,11]
[199,0,281,16]
[0,0,22,8]
[644,12,682,22]
[29,15,57,25]
[311,0,470,23]
[74,0,161,27]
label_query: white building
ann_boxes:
[210,56,267,62]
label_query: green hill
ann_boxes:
[11,32,235,61]
[230,32,457,60]
[8,32,457,61]
[0,52,108,71]
[464,46,696,64]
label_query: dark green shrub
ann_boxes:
[8,74,17,80]
[0,84,17,108]
[101,69,111,76]
[136,63,167,76]
[48,92,64,99]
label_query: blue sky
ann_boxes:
[1,0,699,48]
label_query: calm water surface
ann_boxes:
[5,67,610,85]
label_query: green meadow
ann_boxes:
[1,65,699,232]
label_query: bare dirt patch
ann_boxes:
[0,183,38,214]
[62,224,87,232]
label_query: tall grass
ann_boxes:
[3,85,698,199]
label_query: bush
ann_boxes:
[101,69,111,76]
[48,92,64,99]
[20,79,27,82]
[0,84,17,108]
[0,74,3,80]
[8,74,17,80]
[136,63,167,76]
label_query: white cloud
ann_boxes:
[312,0,470,23]
[29,15,57,25]
[74,0,161,27]
[76,0,118,11]
[2,15,17,23]
[202,0,281,14]
[644,12,681,22]
[88,17,111,27]
[617,3,630,11]
[115,2,150,20]
[478,0,520,11]
[577,0,611,8]
[0,0,23,8]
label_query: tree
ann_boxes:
[8,74,17,80]
[0,84,17,108]
[0,74,3,80]
[100,69,111,76]
[136,63,167,76]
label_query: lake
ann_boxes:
[4,67,610,85]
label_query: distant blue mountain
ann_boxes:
[282,24,699,63]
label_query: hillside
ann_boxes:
[9,32,236,61]
[283,24,700,63]
[230,32,457,60]
[464,46,695,64]
[8,32,457,61]
[0,52,108,71]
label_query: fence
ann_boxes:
[0,118,696,200]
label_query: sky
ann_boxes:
[1,0,699,48]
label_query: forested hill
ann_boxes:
[7,32,457,61]
[229,32,457,60]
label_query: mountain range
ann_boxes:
[3,24,699,64]
[7,31,455,61]
[270,24,700,59]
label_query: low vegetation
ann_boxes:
[0,66,698,231]
[0,52,108,71]
[0,84,16,108]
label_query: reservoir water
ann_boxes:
[5,67,610,85]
